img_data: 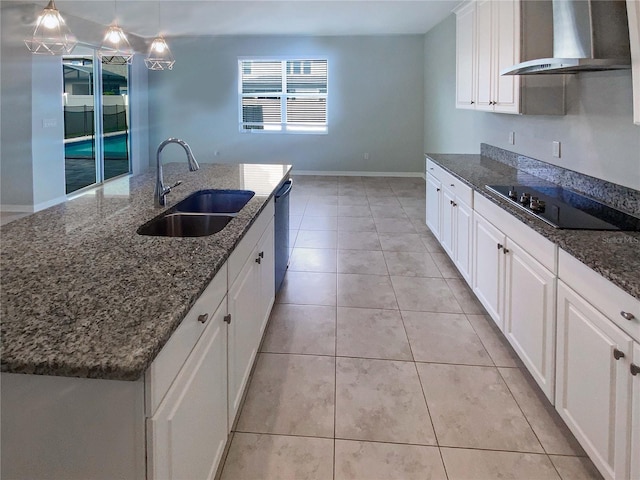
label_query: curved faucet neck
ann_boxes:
[154,138,200,207]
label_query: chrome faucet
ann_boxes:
[154,137,200,207]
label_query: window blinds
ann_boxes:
[239,59,327,132]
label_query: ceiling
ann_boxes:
[49,0,458,38]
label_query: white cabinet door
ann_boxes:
[454,199,473,285]
[472,212,505,328]
[474,0,494,111]
[631,342,640,480]
[257,218,275,337]
[148,299,228,480]
[227,253,260,427]
[504,239,556,401]
[556,281,633,480]
[455,1,476,109]
[492,0,520,113]
[441,189,456,259]
[426,173,441,240]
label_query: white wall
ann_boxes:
[148,35,425,174]
[424,15,640,190]
[0,2,149,211]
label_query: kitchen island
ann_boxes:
[1,162,291,479]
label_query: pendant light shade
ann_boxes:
[25,0,77,55]
[145,36,175,70]
[98,24,134,65]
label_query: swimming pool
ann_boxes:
[65,133,129,160]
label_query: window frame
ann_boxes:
[237,56,328,135]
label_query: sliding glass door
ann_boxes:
[62,51,130,194]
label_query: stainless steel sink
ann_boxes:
[137,213,234,237]
[174,189,255,214]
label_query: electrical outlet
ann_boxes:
[553,141,561,158]
[42,118,57,128]
[508,131,515,145]
[363,153,369,161]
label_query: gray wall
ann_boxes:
[424,15,640,190]
[0,2,149,211]
[148,35,425,174]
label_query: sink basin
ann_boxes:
[137,213,234,237]
[174,189,255,214]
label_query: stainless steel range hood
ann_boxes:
[501,0,631,75]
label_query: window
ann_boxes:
[239,58,327,133]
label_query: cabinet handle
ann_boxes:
[450,184,455,187]
[224,314,232,324]
[497,243,503,250]
[436,188,441,192]
[452,202,457,207]
[620,311,635,321]
[613,348,625,360]
[450,200,454,205]
[259,251,264,258]
[197,313,209,324]
[429,167,434,170]
[631,363,640,376]
[503,248,510,254]
[470,101,475,104]
[255,257,262,264]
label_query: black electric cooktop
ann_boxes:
[486,185,640,231]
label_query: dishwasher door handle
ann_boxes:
[275,179,293,199]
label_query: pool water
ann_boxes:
[65,134,130,194]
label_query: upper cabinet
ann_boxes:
[453,0,565,115]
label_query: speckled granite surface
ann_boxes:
[1,163,291,380]
[426,153,640,300]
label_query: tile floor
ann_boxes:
[219,175,602,480]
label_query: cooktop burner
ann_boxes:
[486,185,640,231]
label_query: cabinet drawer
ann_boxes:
[145,263,227,416]
[474,192,556,272]
[228,199,274,286]
[426,158,473,206]
[558,249,640,343]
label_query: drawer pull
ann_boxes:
[620,311,635,321]
[259,251,264,258]
[452,202,457,207]
[436,188,441,192]
[503,248,510,254]
[631,364,640,376]
[497,243,503,250]
[450,200,454,205]
[197,313,209,324]
[255,257,262,264]
[613,348,625,360]
[450,184,455,187]
[224,314,232,324]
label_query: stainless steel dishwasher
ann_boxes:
[274,178,292,292]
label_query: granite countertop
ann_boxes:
[1,163,291,381]
[426,153,640,300]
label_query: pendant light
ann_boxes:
[25,0,77,55]
[98,1,134,65]
[145,3,175,70]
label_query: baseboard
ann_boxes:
[1,195,67,213]
[0,204,34,213]
[292,170,424,178]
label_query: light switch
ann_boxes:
[508,132,515,145]
[552,141,561,158]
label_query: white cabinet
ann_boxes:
[472,211,505,326]
[426,173,442,239]
[426,159,473,284]
[455,1,476,109]
[503,239,556,399]
[147,298,228,480]
[556,281,633,480]
[227,206,275,427]
[630,342,640,480]
[472,194,557,401]
[453,0,564,115]
[556,248,640,480]
[627,0,640,125]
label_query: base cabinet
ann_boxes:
[426,173,441,239]
[147,298,228,480]
[556,281,633,480]
[631,342,640,480]
[472,203,556,401]
[228,217,275,427]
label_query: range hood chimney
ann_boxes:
[501,0,631,75]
